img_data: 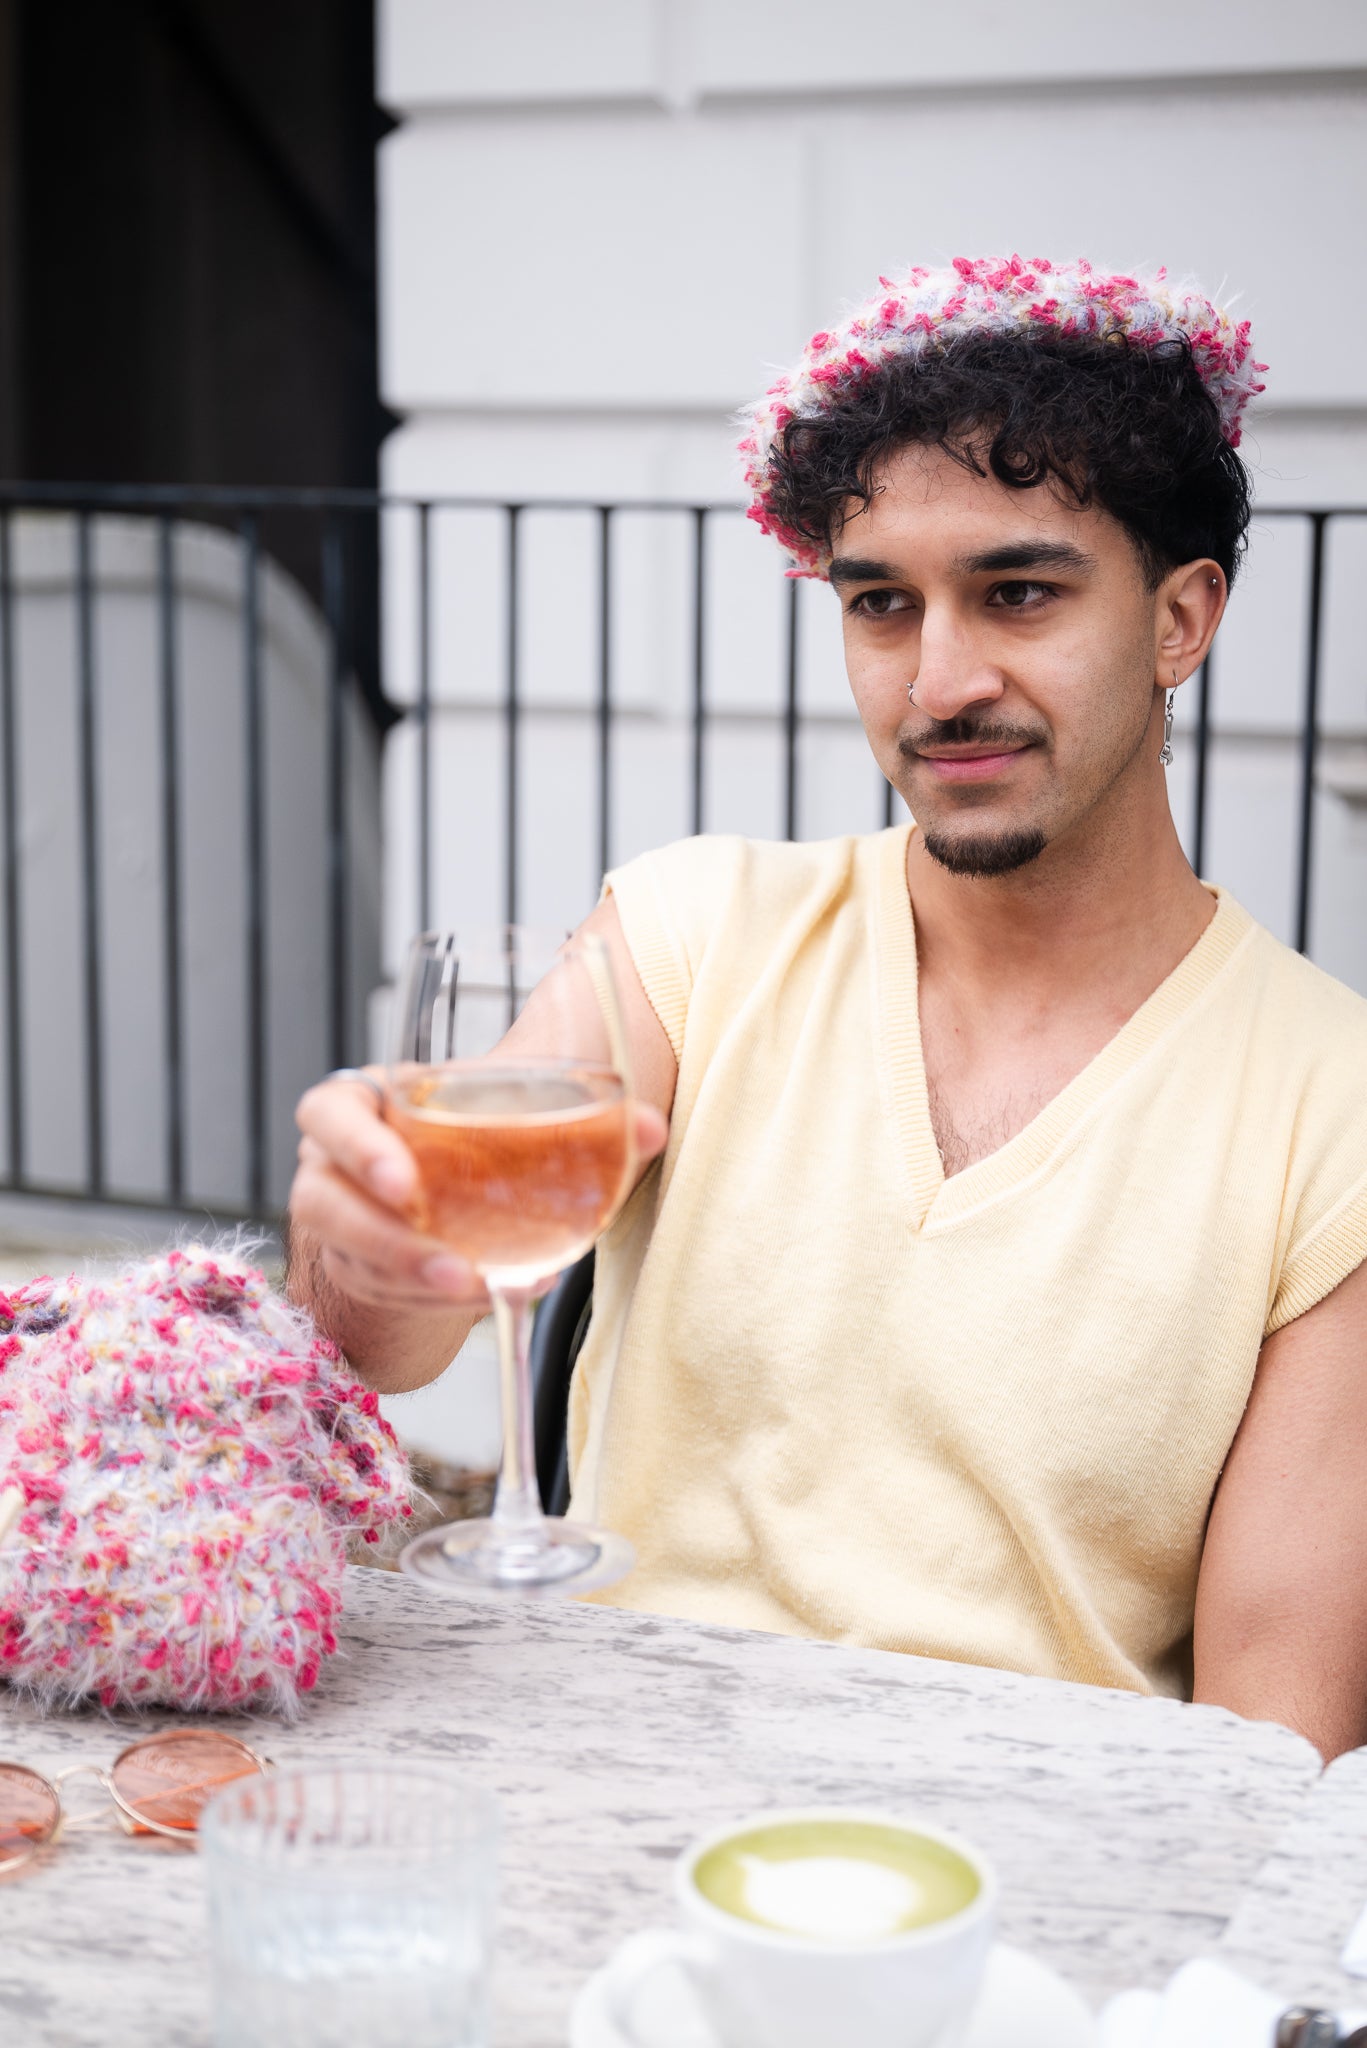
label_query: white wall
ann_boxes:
[381,2,1367,106]
[379,2,1367,455]
[375,1,1367,992]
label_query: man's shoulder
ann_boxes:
[1222,911,1367,1336]
[611,827,893,915]
[1234,906,1367,1065]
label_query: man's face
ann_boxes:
[832,444,1167,876]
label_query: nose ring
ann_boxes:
[907,681,916,702]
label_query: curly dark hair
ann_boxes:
[763,330,1253,588]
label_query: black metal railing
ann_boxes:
[0,482,1360,1224]
[0,485,384,1222]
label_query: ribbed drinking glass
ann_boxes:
[203,1763,499,2048]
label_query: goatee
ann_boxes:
[920,826,1048,877]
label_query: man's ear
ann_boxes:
[1156,560,1226,686]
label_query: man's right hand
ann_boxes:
[285,897,675,1390]
[289,1068,491,1318]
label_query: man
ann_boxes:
[289,257,1367,1758]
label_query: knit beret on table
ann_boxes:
[0,1246,412,1716]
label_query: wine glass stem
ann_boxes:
[488,1285,549,1547]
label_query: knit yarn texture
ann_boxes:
[739,254,1267,578]
[0,1245,411,1715]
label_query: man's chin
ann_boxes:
[920,823,1048,877]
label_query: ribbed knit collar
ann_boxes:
[873,824,1255,1231]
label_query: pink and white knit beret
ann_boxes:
[0,1246,412,1715]
[739,255,1266,579]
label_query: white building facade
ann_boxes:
[375,0,1367,991]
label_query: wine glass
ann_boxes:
[390,927,637,1598]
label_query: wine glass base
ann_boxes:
[399,1516,636,1601]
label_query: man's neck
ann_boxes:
[905,794,1214,1023]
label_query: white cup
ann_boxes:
[601,1808,997,2048]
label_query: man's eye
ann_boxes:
[989,581,1053,609]
[849,589,912,617]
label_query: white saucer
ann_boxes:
[569,1936,1096,2047]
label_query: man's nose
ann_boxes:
[908,618,1006,723]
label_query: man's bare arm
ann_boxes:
[285,896,674,1392]
[1193,1251,1367,1761]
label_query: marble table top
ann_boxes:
[1218,1743,1367,2011]
[0,1565,1333,2045]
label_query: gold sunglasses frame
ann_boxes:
[0,1728,272,1874]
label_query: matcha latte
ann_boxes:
[601,1809,997,2048]
[692,1817,980,1943]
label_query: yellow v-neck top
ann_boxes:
[568,826,1367,1696]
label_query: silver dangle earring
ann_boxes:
[1159,672,1176,768]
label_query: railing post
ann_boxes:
[597,505,612,883]
[691,508,706,837]
[0,511,21,1185]
[322,513,349,1071]
[1295,514,1328,957]
[1191,648,1212,881]
[157,515,185,1205]
[417,501,432,934]
[241,513,267,1215]
[75,512,104,1198]
[784,577,800,841]
[505,506,521,930]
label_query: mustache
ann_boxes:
[898,716,1047,755]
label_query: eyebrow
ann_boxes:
[828,557,901,586]
[828,540,1097,585]
[954,541,1097,576]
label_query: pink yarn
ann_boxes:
[0,1245,412,1715]
[739,255,1268,579]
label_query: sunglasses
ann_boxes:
[0,1728,270,1873]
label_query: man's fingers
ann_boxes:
[290,1156,483,1304]
[320,1246,423,1310]
[320,1246,485,1314]
[295,1066,416,1210]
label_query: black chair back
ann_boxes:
[528,1249,595,1517]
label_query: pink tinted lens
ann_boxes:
[110,1730,261,1835]
[0,1764,60,1865]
